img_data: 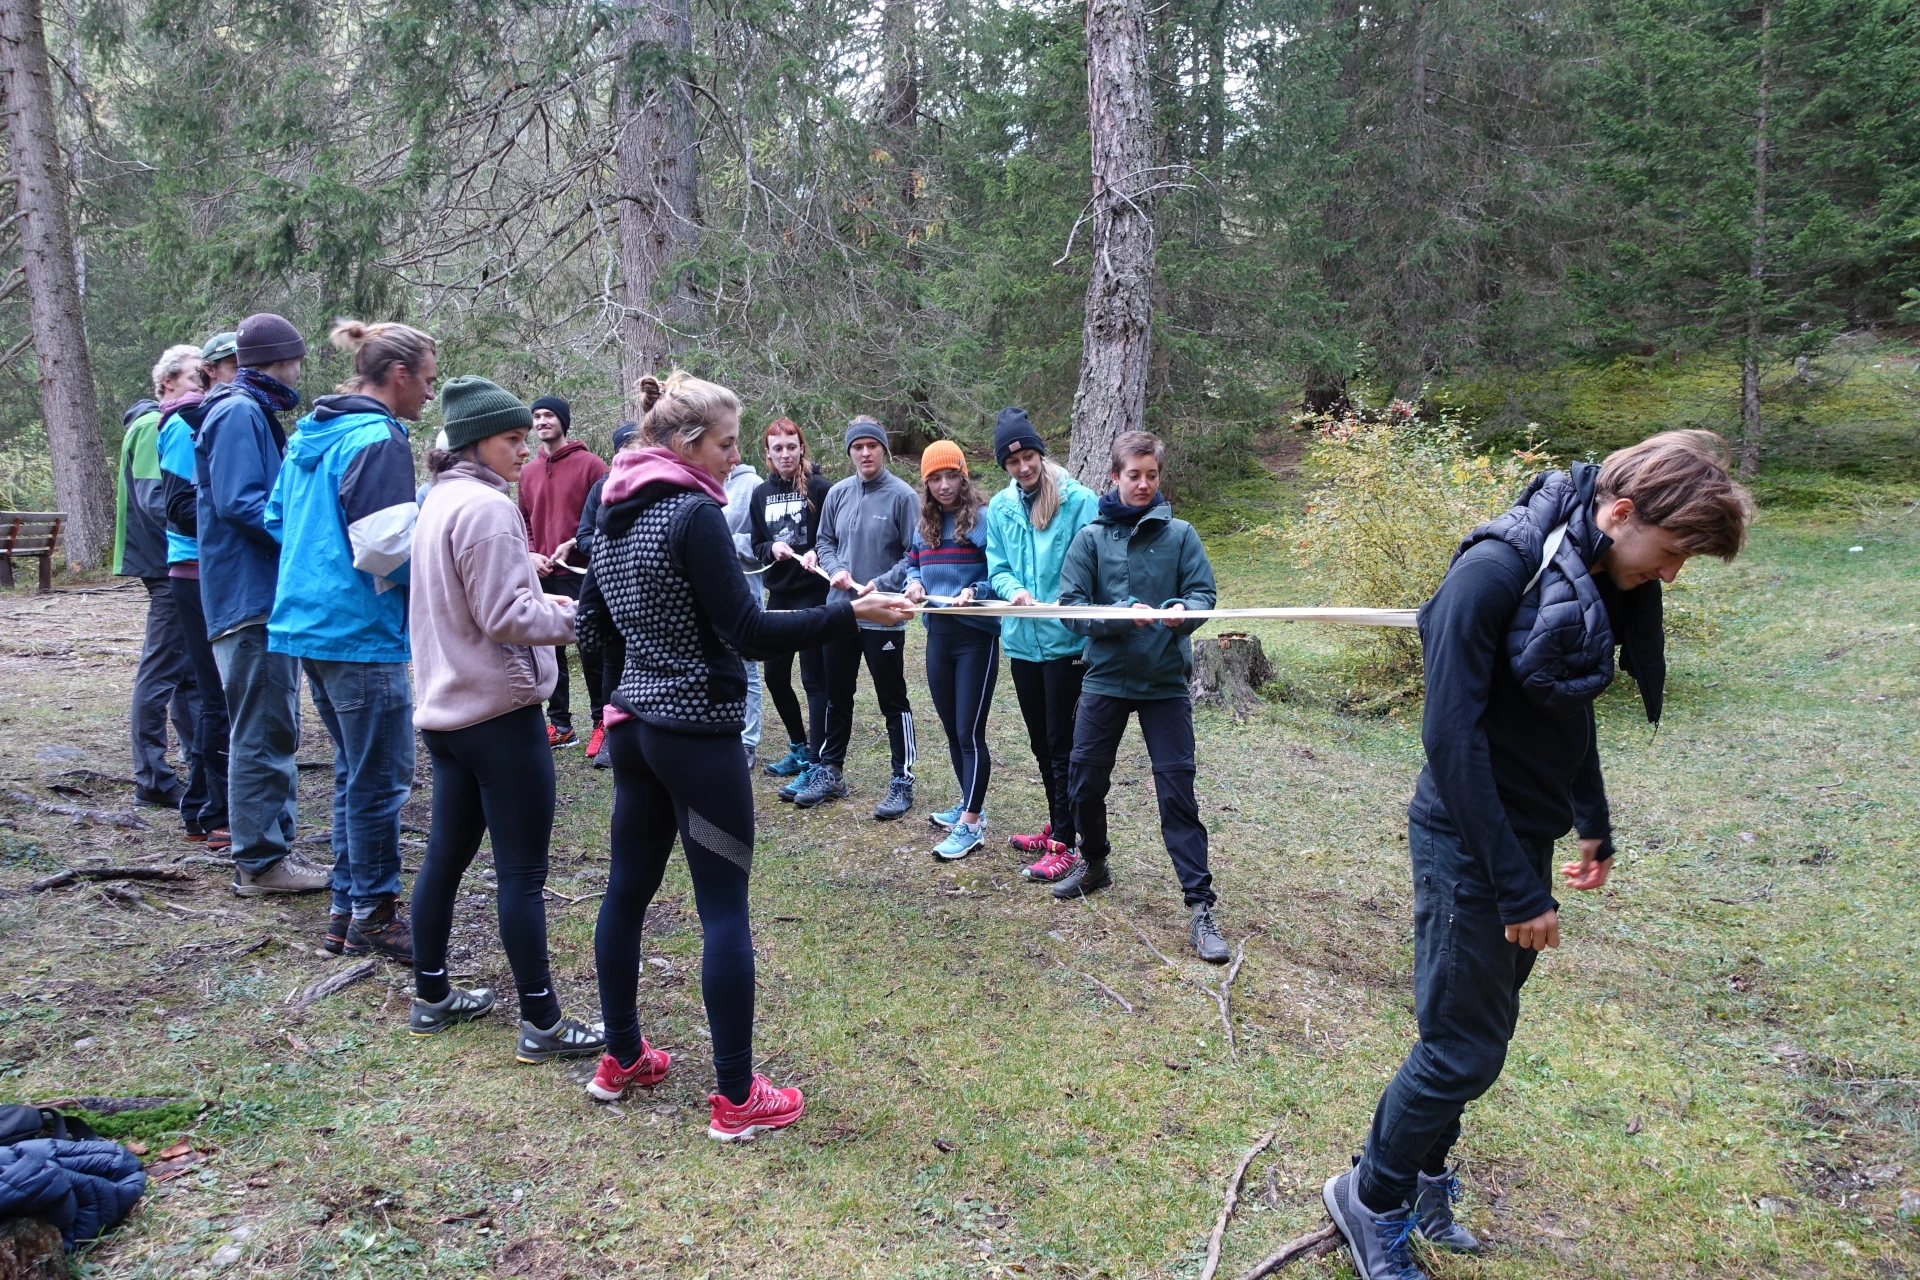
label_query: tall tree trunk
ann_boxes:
[1205,0,1226,167]
[1739,0,1770,479]
[0,0,109,568]
[1068,0,1156,489]
[879,0,935,453]
[613,0,698,410]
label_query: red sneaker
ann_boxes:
[548,723,578,748]
[1008,823,1053,853]
[585,721,606,759]
[1022,844,1077,883]
[707,1074,804,1142]
[587,1039,671,1101]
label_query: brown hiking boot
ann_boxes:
[345,897,414,963]
[231,853,331,897]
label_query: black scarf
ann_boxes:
[231,367,302,414]
[1097,489,1167,526]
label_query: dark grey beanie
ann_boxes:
[844,416,889,456]
[235,313,306,367]
[440,376,533,451]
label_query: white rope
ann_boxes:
[898,601,1418,627]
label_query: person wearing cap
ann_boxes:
[265,319,436,960]
[403,376,609,1063]
[572,420,643,769]
[200,331,239,387]
[193,312,330,899]
[902,441,1000,860]
[792,416,920,818]
[518,394,608,749]
[983,407,1100,880]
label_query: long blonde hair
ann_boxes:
[637,370,741,449]
[1024,461,1068,531]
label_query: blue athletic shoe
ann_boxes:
[778,764,814,803]
[932,821,984,861]
[764,741,809,778]
[928,801,965,830]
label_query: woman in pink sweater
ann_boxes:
[406,376,606,1063]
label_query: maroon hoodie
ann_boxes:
[518,438,607,564]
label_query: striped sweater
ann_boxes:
[904,510,999,635]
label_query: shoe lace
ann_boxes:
[1193,905,1218,934]
[1374,1208,1422,1275]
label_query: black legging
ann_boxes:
[411,704,563,1030]
[924,622,998,813]
[170,573,229,829]
[597,718,756,1103]
[1009,655,1085,846]
[763,646,826,757]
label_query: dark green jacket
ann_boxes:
[1058,500,1216,699]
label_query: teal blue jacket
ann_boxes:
[983,471,1100,663]
[1057,498,1216,700]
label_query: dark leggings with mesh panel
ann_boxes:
[596,717,757,1103]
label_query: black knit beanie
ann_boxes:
[530,395,572,432]
[235,313,307,367]
[440,377,533,451]
[993,407,1045,468]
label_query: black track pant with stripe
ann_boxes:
[819,628,916,781]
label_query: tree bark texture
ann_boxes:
[1739,0,1770,479]
[613,0,698,410]
[1189,632,1272,721]
[879,0,936,454]
[0,0,111,568]
[1068,0,1156,490]
[0,1217,62,1280]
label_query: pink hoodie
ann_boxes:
[601,446,727,506]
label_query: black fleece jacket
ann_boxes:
[748,469,833,608]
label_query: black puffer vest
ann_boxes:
[590,486,749,734]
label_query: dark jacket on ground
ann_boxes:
[1410,464,1665,927]
[518,438,606,565]
[0,1139,146,1248]
[1057,492,1216,700]
[192,379,291,638]
[749,468,834,608]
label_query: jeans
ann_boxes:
[1069,692,1213,906]
[211,624,299,873]
[131,578,197,795]
[925,622,998,813]
[302,659,413,915]
[821,629,916,780]
[171,574,229,828]
[1010,655,1085,845]
[1354,817,1551,1210]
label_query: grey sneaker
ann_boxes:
[1049,855,1112,900]
[1323,1168,1430,1280]
[231,853,331,897]
[1414,1168,1482,1253]
[873,776,914,821]
[409,986,496,1036]
[1189,903,1230,963]
[793,764,848,809]
[516,1014,607,1064]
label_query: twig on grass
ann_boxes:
[5,791,148,830]
[292,959,377,1009]
[543,888,607,906]
[30,866,191,892]
[1232,1221,1340,1279]
[1047,953,1134,1014]
[1199,1129,1275,1280]
[1204,936,1256,1063]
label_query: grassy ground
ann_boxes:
[2,464,1917,1278]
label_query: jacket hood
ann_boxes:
[1094,488,1171,528]
[157,391,205,416]
[311,393,395,423]
[286,403,400,472]
[540,438,592,465]
[123,398,160,427]
[435,457,510,495]
[603,446,726,507]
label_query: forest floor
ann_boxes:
[1,452,1917,1278]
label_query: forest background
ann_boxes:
[0,0,1917,561]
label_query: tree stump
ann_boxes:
[1189,632,1272,721]
[0,1218,64,1280]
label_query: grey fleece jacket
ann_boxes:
[815,469,916,630]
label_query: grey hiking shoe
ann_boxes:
[409,986,496,1036]
[1189,904,1230,963]
[1050,855,1112,900]
[516,1014,607,1063]
[873,776,914,821]
[231,853,331,897]
[792,764,847,809]
[1323,1168,1430,1280]
[1414,1168,1482,1253]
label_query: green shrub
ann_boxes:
[0,425,57,511]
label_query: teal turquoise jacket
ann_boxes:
[1057,497,1216,700]
[983,471,1099,663]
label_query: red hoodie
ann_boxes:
[518,438,607,564]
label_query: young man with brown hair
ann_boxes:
[519,395,607,747]
[1322,431,1754,1280]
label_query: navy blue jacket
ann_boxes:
[193,381,291,638]
[0,1139,146,1248]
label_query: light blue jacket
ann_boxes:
[984,469,1099,663]
[264,395,419,664]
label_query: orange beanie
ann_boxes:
[920,440,968,479]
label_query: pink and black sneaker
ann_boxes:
[1008,823,1054,854]
[707,1074,804,1142]
[1021,844,1078,883]
[586,1039,671,1101]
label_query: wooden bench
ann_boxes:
[0,511,63,592]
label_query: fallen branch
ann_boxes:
[1209,936,1256,1063]
[1049,954,1134,1014]
[1199,1130,1275,1280]
[33,1095,181,1115]
[1233,1221,1340,1279]
[291,959,377,1009]
[5,791,148,830]
[542,888,606,905]
[31,866,189,892]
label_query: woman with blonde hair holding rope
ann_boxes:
[576,372,911,1137]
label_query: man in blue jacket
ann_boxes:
[267,320,435,961]
[193,314,330,898]
[1055,430,1226,964]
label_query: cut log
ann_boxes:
[0,1217,63,1280]
[1189,632,1273,721]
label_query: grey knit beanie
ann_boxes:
[235,313,306,367]
[440,376,533,451]
[844,416,889,456]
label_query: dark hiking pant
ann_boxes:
[820,629,915,781]
[1010,655,1084,845]
[1068,692,1213,907]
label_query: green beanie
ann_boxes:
[439,376,532,451]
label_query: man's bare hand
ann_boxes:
[1561,838,1613,891]
[531,552,555,577]
[1161,601,1187,629]
[1008,588,1037,607]
[1504,909,1560,951]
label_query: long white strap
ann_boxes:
[896,601,1419,628]
[1523,523,1568,597]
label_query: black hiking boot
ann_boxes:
[1189,903,1230,963]
[1050,855,1112,900]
